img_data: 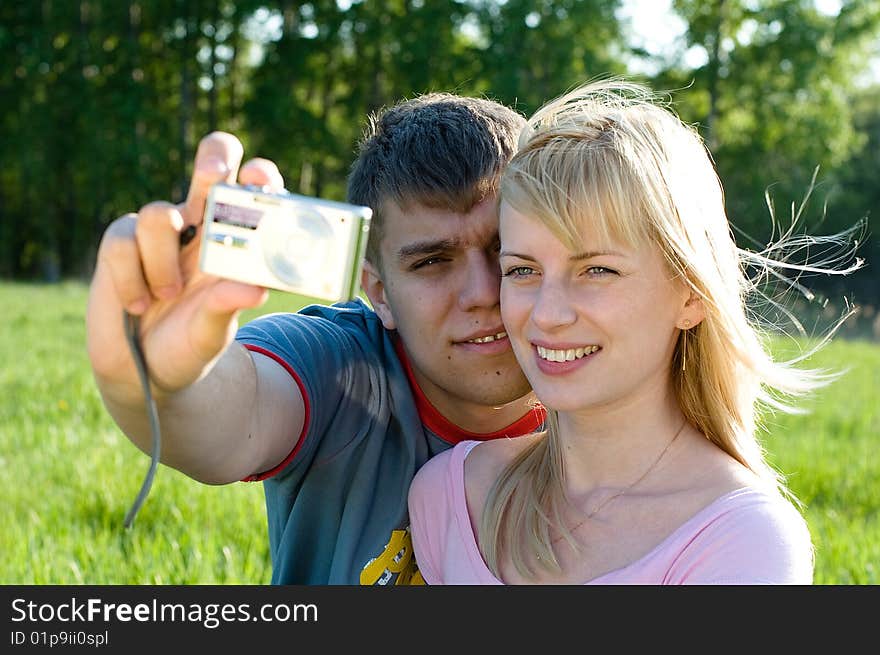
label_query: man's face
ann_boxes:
[363,197,533,427]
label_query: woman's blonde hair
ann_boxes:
[479,78,864,580]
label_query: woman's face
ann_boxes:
[499,201,694,414]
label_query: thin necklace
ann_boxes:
[553,419,688,543]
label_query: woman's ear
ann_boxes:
[678,290,705,329]
[361,260,396,330]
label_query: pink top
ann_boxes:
[408,440,814,585]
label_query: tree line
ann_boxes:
[2,0,878,330]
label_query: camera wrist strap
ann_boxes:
[120,224,197,528]
[121,310,160,528]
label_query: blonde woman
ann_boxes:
[407,79,862,584]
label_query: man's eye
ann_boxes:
[411,257,446,270]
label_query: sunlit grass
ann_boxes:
[760,338,880,584]
[0,281,877,584]
[0,281,301,584]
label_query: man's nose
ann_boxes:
[458,252,501,311]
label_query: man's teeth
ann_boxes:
[468,332,507,344]
[536,345,599,362]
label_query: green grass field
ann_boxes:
[1,281,878,584]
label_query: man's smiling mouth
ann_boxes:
[466,331,507,344]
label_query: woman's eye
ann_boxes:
[586,266,617,277]
[502,266,536,278]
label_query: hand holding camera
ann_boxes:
[87,133,286,403]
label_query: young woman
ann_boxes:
[407,79,862,584]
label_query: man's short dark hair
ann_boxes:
[346,93,526,267]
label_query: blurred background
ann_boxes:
[1,1,878,584]
[2,0,879,330]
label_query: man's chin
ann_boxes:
[463,372,533,407]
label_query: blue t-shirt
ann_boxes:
[236,298,544,585]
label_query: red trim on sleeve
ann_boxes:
[392,338,545,445]
[239,344,311,482]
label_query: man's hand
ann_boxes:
[87,132,284,403]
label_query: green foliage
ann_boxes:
[1,0,878,307]
[662,0,880,307]
[469,0,629,115]
[0,281,877,584]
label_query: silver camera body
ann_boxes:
[199,183,372,303]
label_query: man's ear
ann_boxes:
[361,260,396,330]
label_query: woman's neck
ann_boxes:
[553,392,686,494]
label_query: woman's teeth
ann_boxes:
[536,345,599,362]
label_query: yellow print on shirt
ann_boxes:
[360,527,425,585]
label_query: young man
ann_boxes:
[86,93,543,585]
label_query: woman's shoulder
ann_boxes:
[710,484,812,538]
[413,435,541,491]
[662,483,814,584]
[409,444,471,529]
[461,433,544,519]
[412,443,459,490]
[465,433,543,479]
[411,439,491,495]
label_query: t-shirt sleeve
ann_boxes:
[408,449,456,585]
[235,302,389,480]
[666,492,815,584]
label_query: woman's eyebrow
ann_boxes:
[569,249,625,260]
[500,249,624,260]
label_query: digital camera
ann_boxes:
[199,183,372,303]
